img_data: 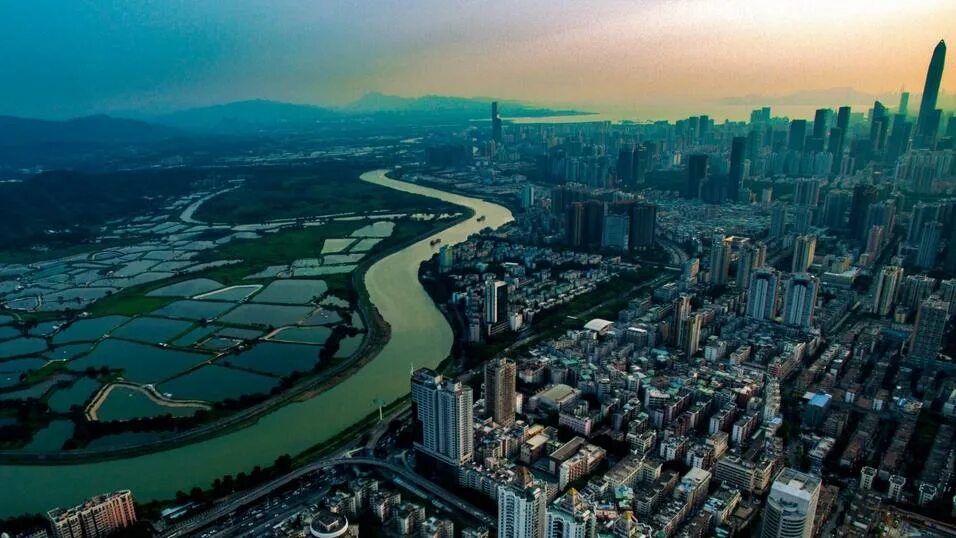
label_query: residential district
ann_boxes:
[6,40,956,538]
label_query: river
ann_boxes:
[0,169,513,516]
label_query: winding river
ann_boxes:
[0,169,513,516]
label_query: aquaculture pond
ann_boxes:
[111,317,194,344]
[152,300,235,321]
[269,326,331,345]
[159,366,279,402]
[146,278,224,297]
[52,316,130,344]
[219,342,321,377]
[95,386,203,421]
[70,341,210,383]
[194,285,261,301]
[0,337,48,359]
[218,304,313,327]
[47,378,103,413]
[251,279,327,305]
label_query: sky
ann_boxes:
[2,0,955,120]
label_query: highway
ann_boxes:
[162,456,494,537]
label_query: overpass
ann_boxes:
[161,456,495,537]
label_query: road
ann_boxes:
[162,456,494,537]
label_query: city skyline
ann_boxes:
[3,0,956,119]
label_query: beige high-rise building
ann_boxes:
[791,234,816,273]
[47,490,137,538]
[484,358,517,426]
[873,265,904,317]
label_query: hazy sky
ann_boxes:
[2,0,954,119]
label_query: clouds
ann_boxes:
[1,0,953,119]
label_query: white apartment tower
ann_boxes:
[499,481,546,538]
[762,468,820,538]
[411,368,474,466]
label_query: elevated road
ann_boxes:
[162,456,494,537]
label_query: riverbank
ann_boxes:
[0,169,513,517]
[0,211,467,465]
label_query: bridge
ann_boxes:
[161,456,495,537]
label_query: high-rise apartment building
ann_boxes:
[686,154,708,199]
[910,298,950,365]
[498,480,546,538]
[484,358,516,427]
[484,280,508,327]
[411,368,474,466]
[873,265,904,317]
[627,202,657,250]
[747,268,779,322]
[782,274,819,329]
[546,490,596,538]
[762,468,820,538]
[728,136,746,202]
[791,234,817,273]
[709,234,731,286]
[47,490,137,538]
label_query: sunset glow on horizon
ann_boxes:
[3,0,955,119]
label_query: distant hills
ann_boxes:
[0,95,585,144]
[153,94,586,130]
[0,114,181,146]
[155,99,339,132]
[343,92,587,118]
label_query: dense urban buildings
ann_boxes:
[4,16,956,538]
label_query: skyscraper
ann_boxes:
[632,144,650,186]
[873,265,903,317]
[601,212,629,251]
[769,203,787,239]
[484,358,516,427]
[791,234,816,273]
[821,190,851,229]
[869,101,889,152]
[686,154,708,199]
[673,293,692,347]
[485,280,508,327]
[849,185,877,240]
[411,368,474,466]
[762,468,820,538]
[916,40,946,148]
[736,241,765,289]
[616,145,634,186]
[782,273,819,329]
[793,178,821,207]
[907,202,940,244]
[546,490,596,538]
[812,108,831,140]
[627,202,657,250]
[683,313,702,357]
[746,268,779,321]
[898,90,910,117]
[709,234,731,286]
[728,136,746,202]
[909,298,950,365]
[492,101,503,144]
[788,120,807,153]
[498,479,546,538]
[566,202,585,248]
[916,222,942,269]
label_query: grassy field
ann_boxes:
[196,163,458,224]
